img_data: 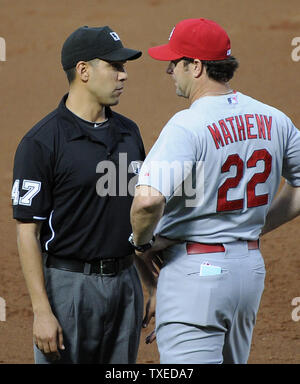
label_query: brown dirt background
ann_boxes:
[0,0,299,364]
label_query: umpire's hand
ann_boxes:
[33,311,65,361]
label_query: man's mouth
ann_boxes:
[115,87,124,94]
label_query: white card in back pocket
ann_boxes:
[200,262,222,276]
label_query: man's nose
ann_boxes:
[119,70,128,81]
[166,62,173,74]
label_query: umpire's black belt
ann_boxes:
[45,253,133,277]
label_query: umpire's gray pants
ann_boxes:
[34,259,143,364]
[156,241,265,364]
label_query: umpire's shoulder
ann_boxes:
[19,108,59,151]
[110,110,140,131]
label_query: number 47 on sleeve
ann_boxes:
[11,179,41,206]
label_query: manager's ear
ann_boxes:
[192,59,204,78]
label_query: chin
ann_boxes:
[176,90,186,98]
[104,99,120,107]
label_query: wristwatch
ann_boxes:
[128,233,155,253]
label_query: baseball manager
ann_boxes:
[130,18,300,364]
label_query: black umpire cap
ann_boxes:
[61,25,142,70]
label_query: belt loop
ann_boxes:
[83,262,91,275]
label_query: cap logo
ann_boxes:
[110,32,120,41]
[168,27,175,40]
[227,49,231,56]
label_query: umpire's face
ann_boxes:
[86,59,128,106]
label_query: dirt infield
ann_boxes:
[0,0,299,364]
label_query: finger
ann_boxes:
[35,339,44,352]
[143,312,150,327]
[36,340,44,352]
[48,337,58,353]
[150,263,159,277]
[145,256,160,275]
[41,341,51,354]
[44,337,61,361]
[156,253,164,265]
[58,327,65,350]
[142,301,150,327]
[152,255,163,269]
[145,257,159,274]
[149,331,156,344]
[142,314,148,328]
[144,302,156,328]
[145,330,156,344]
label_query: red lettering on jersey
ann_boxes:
[219,120,234,145]
[256,114,266,139]
[245,114,257,139]
[235,115,246,141]
[264,116,272,140]
[225,117,238,142]
[207,124,225,149]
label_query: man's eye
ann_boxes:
[112,63,125,71]
[171,58,184,66]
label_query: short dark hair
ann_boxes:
[65,67,76,84]
[182,56,239,83]
[64,58,100,84]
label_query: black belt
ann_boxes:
[45,253,134,277]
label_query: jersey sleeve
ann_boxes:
[12,137,53,222]
[137,116,198,201]
[282,121,300,187]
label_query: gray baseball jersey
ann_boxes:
[137,91,300,242]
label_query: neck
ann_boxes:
[65,87,106,123]
[189,80,233,104]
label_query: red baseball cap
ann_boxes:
[148,18,231,61]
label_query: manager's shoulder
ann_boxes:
[240,92,290,120]
[169,108,199,126]
[165,108,200,135]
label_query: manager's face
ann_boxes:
[166,59,193,99]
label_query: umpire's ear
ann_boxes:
[75,61,89,83]
[192,59,204,78]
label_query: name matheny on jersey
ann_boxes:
[208,114,272,150]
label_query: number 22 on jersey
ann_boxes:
[217,149,272,212]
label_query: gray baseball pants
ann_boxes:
[155,241,265,364]
[34,259,143,364]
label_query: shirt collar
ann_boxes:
[57,94,131,142]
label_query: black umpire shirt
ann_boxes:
[12,94,145,261]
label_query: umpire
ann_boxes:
[12,25,146,364]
